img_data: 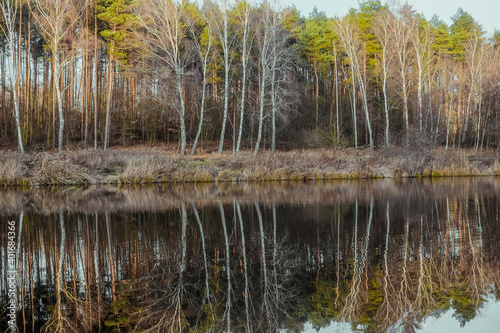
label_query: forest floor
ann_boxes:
[0,144,499,186]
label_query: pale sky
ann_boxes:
[282,0,498,35]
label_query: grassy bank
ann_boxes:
[0,146,499,186]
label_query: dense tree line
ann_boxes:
[0,0,499,155]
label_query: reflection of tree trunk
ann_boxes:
[272,205,278,291]
[362,198,373,296]
[414,215,436,313]
[105,212,116,303]
[400,213,410,307]
[376,201,394,327]
[192,202,215,323]
[341,198,362,321]
[335,211,341,307]
[94,214,101,331]
[41,212,66,333]
[316,225,320,288]
[18,210,25,331]
[236,201,252,332]
[464,198,487,299]
[219,203,231,333]
[254,201,271,327]
[144,203,189,331]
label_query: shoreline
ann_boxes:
[0,146,499,186]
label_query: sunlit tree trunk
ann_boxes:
[104,53,113,150]
[0,0,24,152]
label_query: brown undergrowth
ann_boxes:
[0,146,499,186]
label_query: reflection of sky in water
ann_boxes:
[302,296,500,332]
[419,298,500,332]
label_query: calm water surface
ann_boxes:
[1,178,499,332]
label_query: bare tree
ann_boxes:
[188,8,216,156]
[0,0,24,152]
[205,0,234,154]
[235,0,252,155]
[409,14,428,134]
[253,0,289,156]
[391,4,414,146]
[31,0,80,154]
[135,0,189,155]
[373,8,395,146]
[334,15,373,148]
[461,29,488,146]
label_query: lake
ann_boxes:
[1,178,500,332]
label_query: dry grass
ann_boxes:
[0,146,498,186]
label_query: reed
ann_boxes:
[0,147,499,186]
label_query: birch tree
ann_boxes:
[135,0,189,155]
[31,0,80,154]
[235,0,252,155]
[206,0,234,154]
[409,14,427,134]
[373,8,395,146]
[334,15,373,148]
[0,0,23,152]
[253,0,273,156]
[392,4,413,146]
[461,28,487,145]
[253,0,292,155]
[187,5,215,155]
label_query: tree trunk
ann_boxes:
[254,64,266,156]
[104,53,113,150]
[218,12,230,154]
[177,71,187,156]
[236,10,249,155]
[54,49,64,154]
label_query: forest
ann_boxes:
[1,0,499,155]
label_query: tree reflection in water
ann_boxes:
[0,178,500,332]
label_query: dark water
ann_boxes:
[1,178,500,332]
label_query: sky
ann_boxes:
[281,0,499,35]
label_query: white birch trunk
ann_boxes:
[191,43,210,155]
[218,0,231,154]
[236,5,250,155]
[270,48,277,153]
[54,50,65,154]
[1,1,24,153]
[177,72,187,156]
[254,55,267,156]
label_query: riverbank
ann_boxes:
[0,146,499,186]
